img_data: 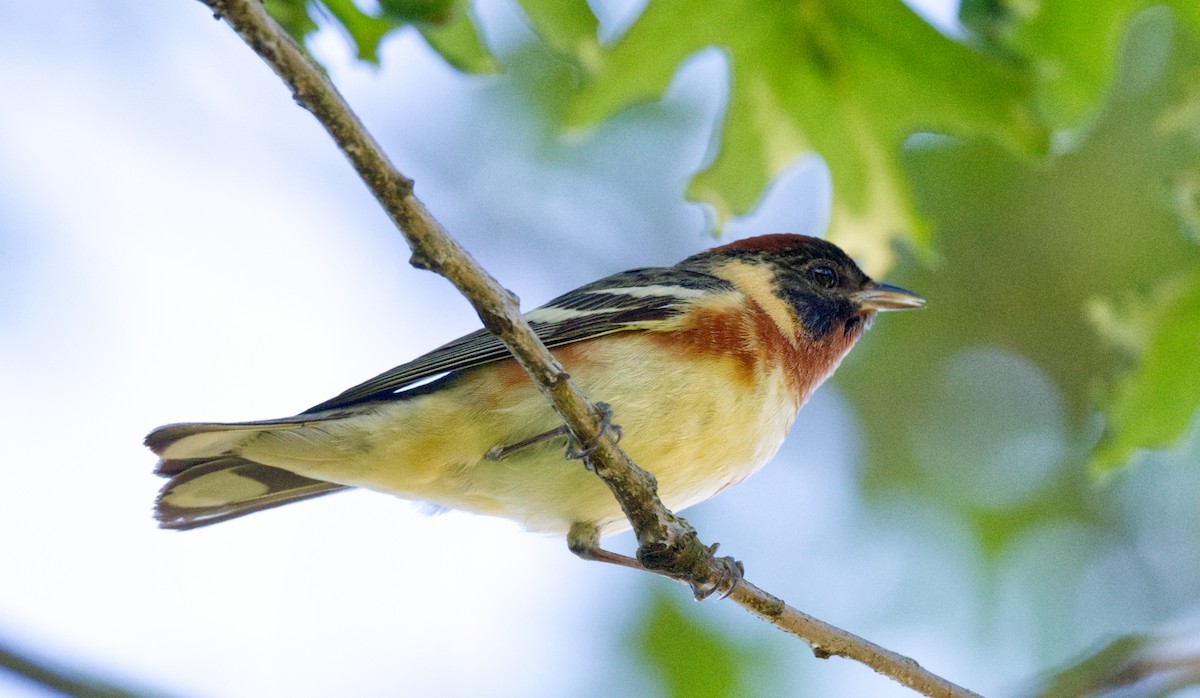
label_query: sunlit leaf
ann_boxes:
[562,0,1046,274]
[1091,271,1200,474]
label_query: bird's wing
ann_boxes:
[303,266,734,413]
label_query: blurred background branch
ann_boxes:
[0,634,165,698]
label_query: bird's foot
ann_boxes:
[565,401,623,463]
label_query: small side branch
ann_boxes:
[191,2,981,696]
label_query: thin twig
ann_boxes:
[730,581,979,698]
[190,2,982,696]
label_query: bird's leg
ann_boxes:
[562,404,743,599]
[486,402,621,462]
[568,522,745,600]
[484,426,570,461]
[567,521,645,572]
[565,402,623,461]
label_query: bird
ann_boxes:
[148,234,923,544]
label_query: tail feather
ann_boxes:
[146,416,329,461]
[147,421,351,530]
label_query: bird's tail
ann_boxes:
[147,420,350,530]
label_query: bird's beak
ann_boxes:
[853,282,926,311]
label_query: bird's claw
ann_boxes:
[692,543,745,601]
[565,402,623,461]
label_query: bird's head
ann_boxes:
[681,234,925,342]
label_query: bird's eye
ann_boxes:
[810,265,837,289]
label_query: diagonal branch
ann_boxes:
[190,2,981,696]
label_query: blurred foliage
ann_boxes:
[1032,635,1154,697]
[628,590,778,698]
[836,8,1200,570]
[961,0,1200,134]
[263,0,494,70]
[1030,632,1200,697]
[1091,272,1200,473]
[849,4,1200,466]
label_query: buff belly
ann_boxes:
[238,333,802,535]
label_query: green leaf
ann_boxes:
[263,0,319,47]
[261,0,396,64]
[962,0,1200,136]
[564,0,1047,274]
[516,0,600,70]
[416,4,498,74]
[263,0,495,73]
[321,0,397,64]
[629,590,772,698]
[378,0,455,24]
[1090,271,1200,474]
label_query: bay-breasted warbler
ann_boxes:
[148,234,923,537]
